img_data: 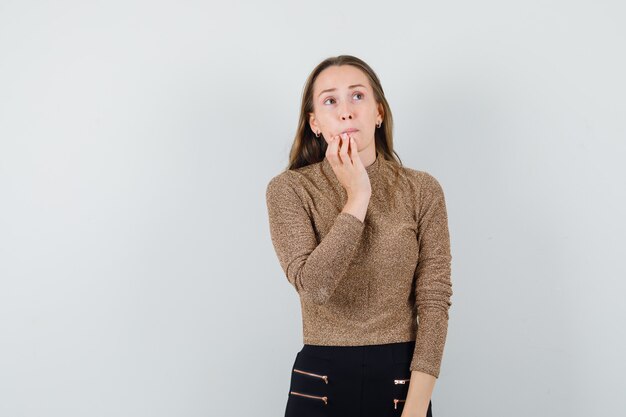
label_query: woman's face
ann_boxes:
[309,65,383,154]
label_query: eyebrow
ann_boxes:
[318,84,367,98]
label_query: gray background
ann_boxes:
[1,0,624,416]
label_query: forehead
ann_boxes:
[314,65,370,94]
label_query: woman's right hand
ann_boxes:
[325,132,372,199]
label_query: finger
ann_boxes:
[348,135,362,167]
[326,135,340,164]
[338,133,350,165]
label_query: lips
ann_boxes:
[341,128,359,134]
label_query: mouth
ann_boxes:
[341,128,359,134]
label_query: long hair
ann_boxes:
[287,55,404,173]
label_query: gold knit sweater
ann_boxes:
[265,152,453,378]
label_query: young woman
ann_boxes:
[266,55,453,417]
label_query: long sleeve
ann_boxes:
[265,172,366,305]
[409,171,453,378]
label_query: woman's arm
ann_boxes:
[406,171,453,414]
[403,370,436,417]
[265,172,367,305]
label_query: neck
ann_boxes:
[361,147,378,170]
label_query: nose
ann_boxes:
[338,95,354,120]
[339,102,353,120]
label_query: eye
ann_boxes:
[323,92,364,105]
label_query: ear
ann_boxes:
[308,112,319,134]
[377,103,384,124]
